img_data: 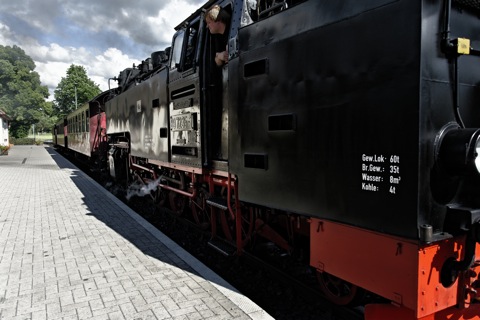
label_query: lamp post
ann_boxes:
[74,82,78,109]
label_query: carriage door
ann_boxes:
[201,4,233,164]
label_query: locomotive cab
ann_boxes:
[167,2,234,170]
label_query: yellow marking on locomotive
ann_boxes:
[456,37,470,55]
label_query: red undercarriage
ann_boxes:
[130,159,480,319]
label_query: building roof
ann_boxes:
[0,109,11,121]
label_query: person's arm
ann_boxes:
[215,50,228,66]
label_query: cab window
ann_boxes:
[184,23,199,70]
[169,20,200,72]
[170,31,185,69]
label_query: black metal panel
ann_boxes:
[229,0,480,240]
[106,69,169,162]
[168,71,203,168]
[230,0,424,239]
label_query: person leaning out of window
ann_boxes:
[205,5,231,66]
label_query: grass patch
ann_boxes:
[28,133,52,142]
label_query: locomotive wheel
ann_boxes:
[169,192,186,215]
[316,271,363,306]
[153,187,167,208]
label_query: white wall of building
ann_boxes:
[0,117,9,147]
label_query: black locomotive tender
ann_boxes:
[53,0,480,319]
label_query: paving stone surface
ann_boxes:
[0,145,273,320]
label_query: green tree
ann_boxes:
[0,45,50,138]
[30,101,58,134]
[54,65,101,117]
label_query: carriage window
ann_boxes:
[82,112,85,132]
[170,30,185,69]
[86,110,89,132]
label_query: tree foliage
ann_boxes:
[54,65,101,117]
[0,45,51,138]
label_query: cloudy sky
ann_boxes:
[0,0,205,99]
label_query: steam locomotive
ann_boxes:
[53,0,480,318]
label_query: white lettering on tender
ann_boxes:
[362,183,378,191]
[362,173,382,182]
[361,153,401,194]
[362,154,385,163]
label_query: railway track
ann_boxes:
[133,201,364,320]
[108,188,364,319]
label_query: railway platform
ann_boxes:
[0,145,273,320]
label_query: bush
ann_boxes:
[0,145,10,155]
[9,137,36,145]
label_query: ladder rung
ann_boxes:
[206,197,228,211]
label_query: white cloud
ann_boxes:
[31,43,72,62]
[35,61,71,96]
[34,46,138,100]
[0,0,203,101]
[148,0,200,43]
[90,48,138,87]
[0,22,12,43]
